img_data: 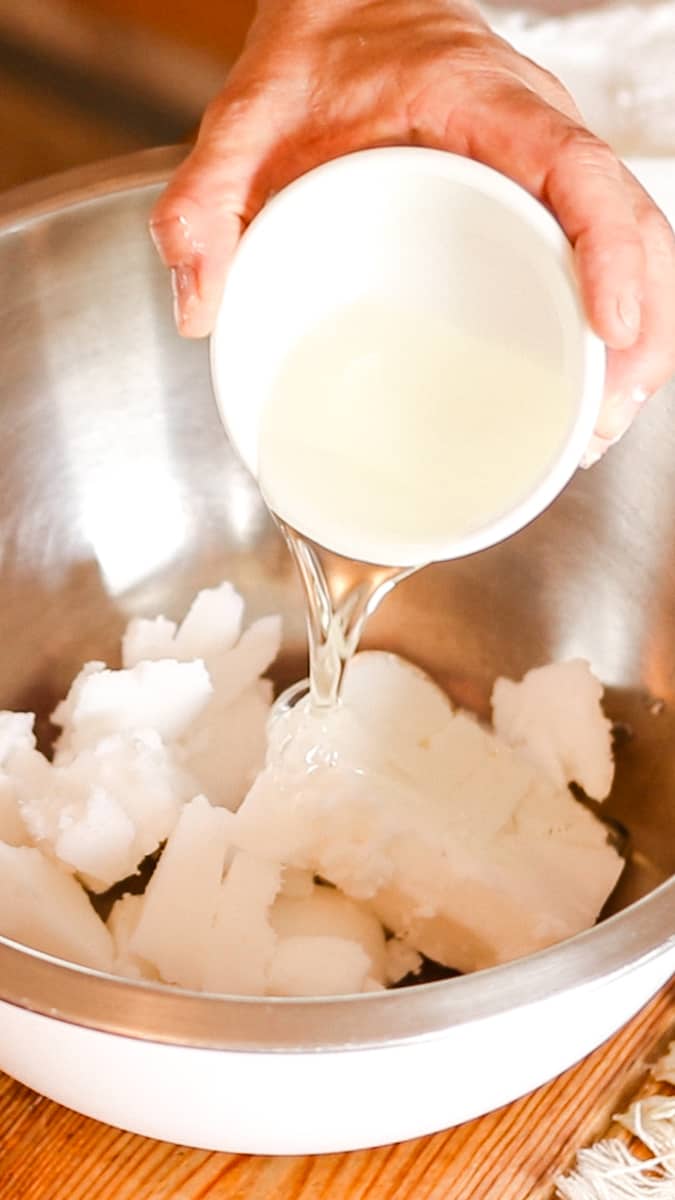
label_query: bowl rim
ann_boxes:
[0,146,673,1053]
[1,882,673,1052]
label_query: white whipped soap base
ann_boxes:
[258,300,575,563]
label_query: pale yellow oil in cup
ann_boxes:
[258,297,575,567]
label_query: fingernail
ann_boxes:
[581,386,649,467]
[617,289,642,338]
[596,386,649,443]
[149,220,169,265]
[151,215,205,260]
[580,436,610,469]
[170,264,198,330]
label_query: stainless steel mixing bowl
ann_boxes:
[0,149,673,1153]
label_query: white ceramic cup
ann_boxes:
[210,147,605,565]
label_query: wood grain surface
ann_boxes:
[1,981,673,1200]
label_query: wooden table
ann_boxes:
[1,980,673,1200]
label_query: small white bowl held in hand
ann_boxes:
[210,147,606,566]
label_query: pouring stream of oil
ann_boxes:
[278,520,415,708]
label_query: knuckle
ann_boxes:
[535,67,580,118]
[199,81,266,138]
[585,239,630,276]
[151,186,204,230]
[423,28,505,77]
[448,28,498,60]
[555,127,620,177]
[536,64,568,97]
[639,204,675,261]
[200,92,242,136]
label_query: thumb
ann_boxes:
[150,95,272,338]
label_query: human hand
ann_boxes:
[150,0,675,464]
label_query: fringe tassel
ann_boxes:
[654,1042,675,1087]
[556,1036,675,1199]
[616,1098,675,1162]
[555,1139,675,1199]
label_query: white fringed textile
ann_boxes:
[556,1038,675,1199]
[555,1140,675,1200]
[654,1043,675,1087]
[616,1098,675,1163]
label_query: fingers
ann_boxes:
[582,196,675,465]
[579,386,649,467]
[460,86,675,464]
[463,89,647,351]
[151,183,243,338]
[603,195,675,397]
[150,92,275,337]
[543,133,647,352]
